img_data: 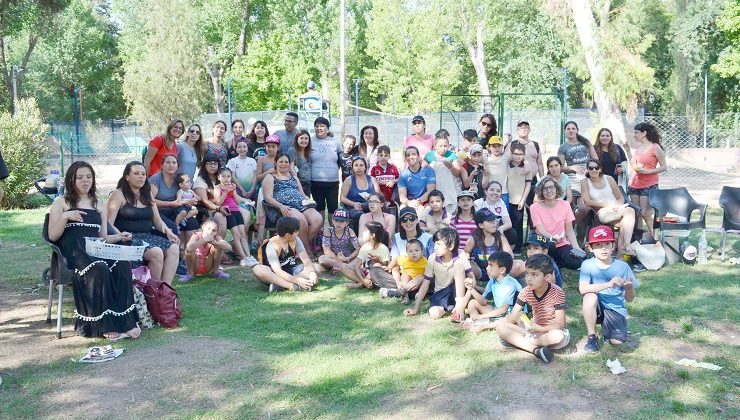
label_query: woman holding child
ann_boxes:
[49,161,140,340]
[149,154,200,242]
[193,156,229,237]
[108,162,181,287]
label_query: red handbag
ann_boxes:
[133,277,182,328]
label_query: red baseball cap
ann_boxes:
[587,225,616,244]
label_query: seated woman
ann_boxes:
[341,156,381,231]
[528,176,585,270]
[262,152,324,258]
[48,161,140,340]
[193,156,229,238]
[358,192,396,244]
[253,216,322,292]
[149,154,199,243]
[580,159,637,256]
[108,161,180,285]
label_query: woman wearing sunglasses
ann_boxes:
[580,159,637,256]
[177,124,206,181]
[476,113,498,147]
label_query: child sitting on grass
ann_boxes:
[378,239,427,304]
[580,225,638,353]
[524,233,563,288]
[403,228,472,320]
[341,221,390,289]
[495,253,570,364]
[460,251,522,333]
[318,209,360,274]
[180,219,232,283]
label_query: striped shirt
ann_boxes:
[516,283,567,327]
[451,217,477,251]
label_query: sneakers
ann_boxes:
[583,334,600,353]
[633,262,646,272]
[176,261,187,275]
[269,283,301,293]
[178,274,195,283]
[179,220,187,228]
[498,336,515,349]
[378,288,401,298]
[533,346,554,363]
[213,270,230,280]
[241,256,259,267]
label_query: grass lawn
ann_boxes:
[0,207,738,418]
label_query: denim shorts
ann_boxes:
[627,184,657,197]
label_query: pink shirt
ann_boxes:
[404,134,435,161]
[529,200,575,248]
[629,143,659,189]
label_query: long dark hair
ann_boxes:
[479,113,498,139]
[198,157,220,195]
[399,216,422,241]
[117,161,153,207]
[594,128,619,162]
[472,220,503,251]
[564,121,592,150]
[365,221,389,247]
[359,125,379,157]
[634,122,663,149]
[187,123,205,168]
[292,129,312,163]
[248,120,269,142]
[64,161,98,209]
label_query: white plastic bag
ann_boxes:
[632,240,666,270]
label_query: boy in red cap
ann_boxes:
[580,225,638,353]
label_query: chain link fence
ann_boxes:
[46,111,739,202]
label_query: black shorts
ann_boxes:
[429,282,456,312]
[597,302,628,343]
[311,181,339,213]
[627,184,657,197]
[225,211,245,229]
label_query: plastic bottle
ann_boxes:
[47,169,60,189]
[697,229,708,264]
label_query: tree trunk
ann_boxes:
[237,0,249,56]
[338,0,347,138]
[568,0,627,144]
[459,1,491,112]
[0,33,38,113]
[204,46,224,114]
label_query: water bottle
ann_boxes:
[697,229,708,264]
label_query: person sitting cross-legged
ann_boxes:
[180,219,233,283]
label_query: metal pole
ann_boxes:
[561,68,568,144]
[498,94,504,137]
[353,78,363,137]
[227,77,233,129]
[439,94,444,130]
[703,71,708,148]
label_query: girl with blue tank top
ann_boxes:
[464,208,515,283]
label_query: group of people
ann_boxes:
[50,112,665,361]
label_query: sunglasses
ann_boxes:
[480,121,492,127]
[189,129,200,134]
[587,166,600,170]
[401,216,417,223]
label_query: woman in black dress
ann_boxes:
[48,161,140,339]
[108,161,180,285]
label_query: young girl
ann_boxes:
[214,168,258,267]
[288,130,312,196]
[341,221,390,289]
[359,125,380,173]
[536,156,572,203]
[175,173,199,228]
[507,143,532,255]
[358,192,396,244]
[461,144,487,199]
[256,135,281,184]
[474,181,516,246]
[227,138,258,199]
[425,135,462,213]
[181,219,233,283]
[464,208,522,282]
[247,120,269,160]
[319,209,360,274]
[450,190,477,252]
[419,189,451,234]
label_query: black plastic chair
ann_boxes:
[262,201,282,238]
[34,178,60,203]
[648,187,708,243]
[719,186,740,261]
[41,213,75,339]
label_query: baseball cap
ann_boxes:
[307,81,316,90]
[474,208,499,225]
[412,115,425,124]
[399,206,418,220]
[487,136,503,146]
[587,225,616,244]
[469,144,484,154]
[525,233,553,248]
[265,134,280,144]
[457,190,476,200]
[517,120,530,127]
[332,208,349,220]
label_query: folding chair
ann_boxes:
[41,213,75,339]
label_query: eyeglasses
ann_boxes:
[284,119,297,124]
[189,129,200,134]
[401,216,417,223]
[412,121,423,125]
[587,166,600,170]
[543,185,557,192]
[480,121,492,127]
[205,161,219,166]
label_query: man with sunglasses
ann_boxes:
[275,112,299,154]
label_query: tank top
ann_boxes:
[507,161,528,203]
[471,237,501,270]
[218,187,240,212]
[586,178,618,205]
[629,143,659,188]
[115,202,154,234]
[348,174,375,203]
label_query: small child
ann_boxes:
[379,239,428,304]
[370,145,400,204]
[341,221,390,289]
[180,219,232,283]
[579,225,638,353]
[255,135,281,184]
[461,144,487,199]
[524,233,563,288]
[215,168,258,267]
[495,253,570,363]
[507,143,532,255]
[339,135,358,180]
[318,209,360,274]
[227,138,258,199]
[450,190,477,252]
[403,228,473,320]
[174,173,199,228]
[419,189,451,234]
[459,129,479,157]
[461,251,522,333]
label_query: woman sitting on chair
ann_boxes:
[48,161,140,340]
[108,161,180,285]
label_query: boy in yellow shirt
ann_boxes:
[379,239,427,304]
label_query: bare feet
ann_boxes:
[103,332,119,340]
[346,282,364,289]
[126,325,142,339]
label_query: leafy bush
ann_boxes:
[0,99,49,209]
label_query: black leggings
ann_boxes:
[549,244,584,271]
[508,203,525,253]
[311,181,339,213]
